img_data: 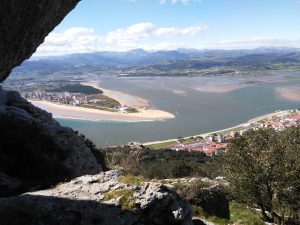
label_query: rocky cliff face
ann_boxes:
[0,0,80,82]
[0,170,193,225]
[0,87,102,196]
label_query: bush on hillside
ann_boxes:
[224,127,300,224]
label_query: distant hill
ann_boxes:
[12,48,300,77]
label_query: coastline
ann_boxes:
[81,81,151,108]
[143,109,292,146]
[30,100,175,122]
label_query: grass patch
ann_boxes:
[229,202,264,225]
[86,94,121,108]
[193,202,264,225]
[49,84,103,95]
[103,189,136,210]
[119,175,146,186]
[146,140,178,150]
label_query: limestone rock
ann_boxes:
[0,88,102,196]
[0,173,23,197]
[190,188,230,220]
[175,177,230,220]
[0,170,193,225]
[0,0,80,82]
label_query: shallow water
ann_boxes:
[57,74,300,147]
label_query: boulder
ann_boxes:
[0,170,193,225]
[176,178,230,220]
[190,188,229,220]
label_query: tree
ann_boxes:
[224,127,300,224]
[120,146,145,175]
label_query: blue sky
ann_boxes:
[36,0,300,56]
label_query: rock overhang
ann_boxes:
[0,0,80,82]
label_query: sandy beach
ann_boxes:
[195,83,251,93]
[276,86,300,102]
[81,81,151,108]
[30,100,174,122]
[29,80,175,121]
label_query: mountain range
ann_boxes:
[12,47,300,76]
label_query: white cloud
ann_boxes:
[106,23,206,50]
[106,23,154,45]
[36,23,207,56]
[36,27,103,56]
[35,27,300,56]
[155,26,205,37]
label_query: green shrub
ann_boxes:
[119,175,145,186]
[225,127,300,224]
[103,189,136,210]
[192,202,265,225]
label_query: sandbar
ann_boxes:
[195,83,250,93]
[81,81,150,108]
[276,86,300,102]
[171,89,187,96]
[30,100,174,122]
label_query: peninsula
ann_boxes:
[26,82,174,122]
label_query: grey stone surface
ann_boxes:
[173,177,230,220]
[0,170,193,225]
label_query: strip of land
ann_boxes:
[144,109,292,147]
[30,100,174,122]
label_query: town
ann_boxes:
[22,90,138,113]
[22,91,92,106]
[166,109,300,156]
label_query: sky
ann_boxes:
[36,0,300,56]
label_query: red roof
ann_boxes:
[291,113,300,120]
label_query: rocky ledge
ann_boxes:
[0,170,193,225]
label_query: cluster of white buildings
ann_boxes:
[22,91,104,106]
[255,110,300,131]
[171,135,228,156]
[171,110,300,156]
